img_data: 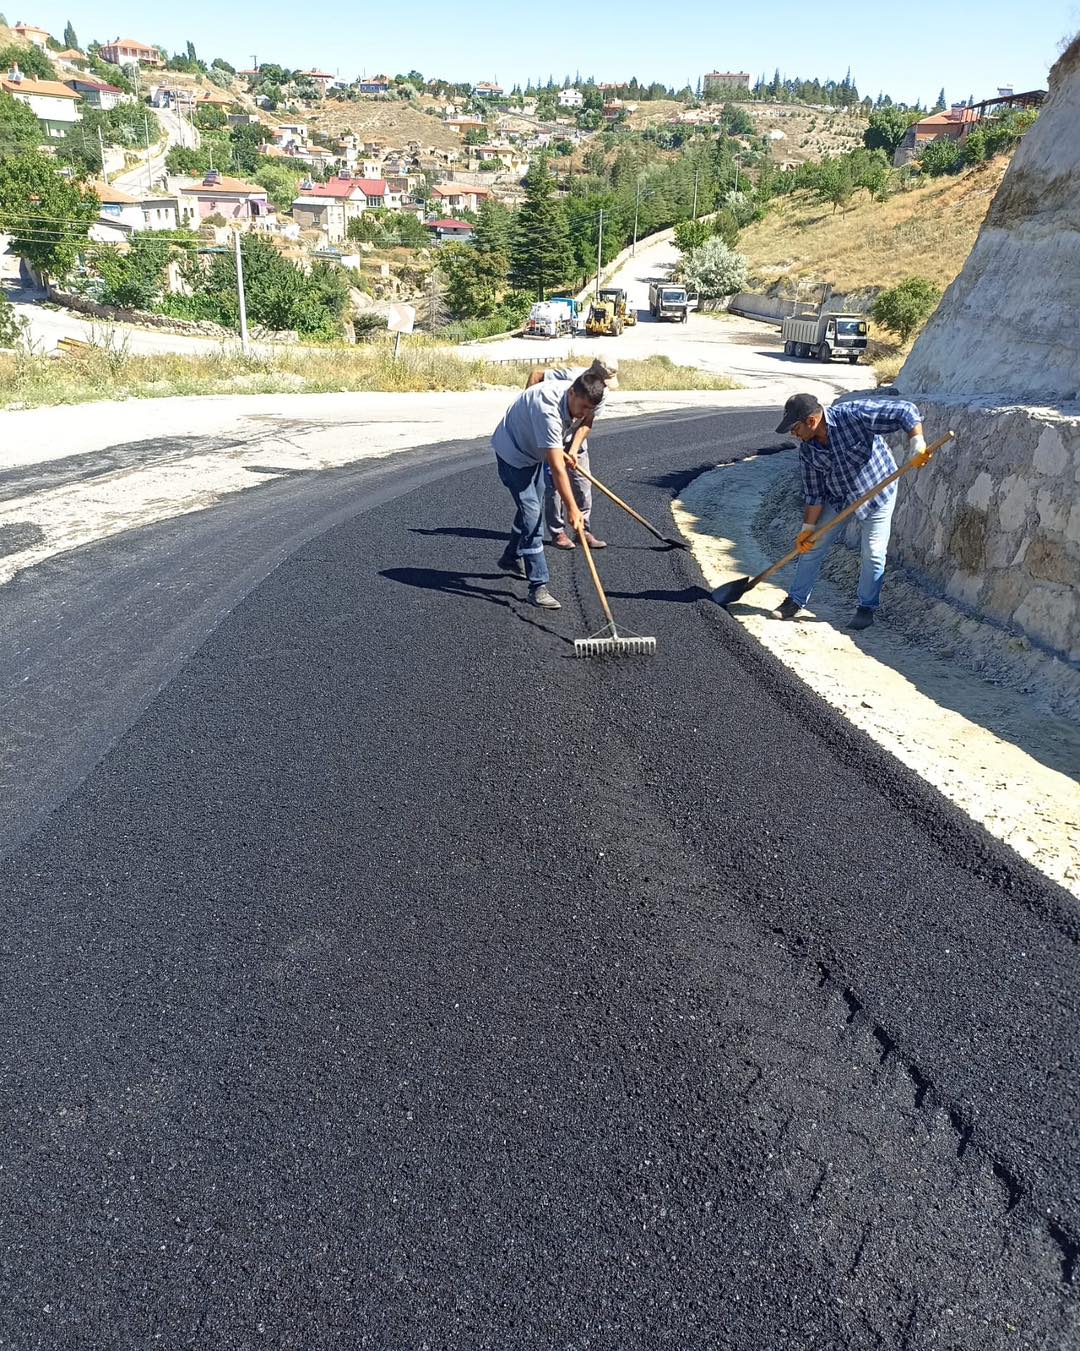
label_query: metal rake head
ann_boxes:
[574,621,656,658]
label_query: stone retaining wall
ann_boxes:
[887,400,1080,664]
[46,287,234,338]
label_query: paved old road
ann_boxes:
[0,407,1077,1348]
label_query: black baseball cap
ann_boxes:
[775,393,823,434]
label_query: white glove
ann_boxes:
[910,432,926,455]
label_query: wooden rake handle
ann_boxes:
[566,455,669,545]
[576,525,618,633]
[749,430,955,590]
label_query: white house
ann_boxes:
[557,88,583,108]
[89,183,181,237]
[430,182,492,214]
[89,183,145,237]
[1,65,81,138]
[64,75,125,110]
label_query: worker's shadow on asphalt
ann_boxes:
[606,584,713,605]
[380,568,572,644]
[410,526,507,542]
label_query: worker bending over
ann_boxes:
[773,391,926,631]
[523,359,618,551]
[492,365,611,610]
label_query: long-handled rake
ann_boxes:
[574,525,656,658]
[712,431,955,608]
[567,455,690,550]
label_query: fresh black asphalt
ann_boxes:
[1,407,1077,1348]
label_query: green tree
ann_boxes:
[0,150,97,281]
[813,157,855,212]
[387,212,431,247]
[63,19,78,49]
[0,88,43,151]
[917,136,964,176]
[863,107,919,155]
[932,87,946,113]
[680,237,748,307]
[870,277,941,342]
[711,207,741,248]
[509,158,574,297]
[439,242,509,318]
[211,57,236,77]
[186,40,197,62]
[253,161,304,211]
[472,197,513,256]
[94,235,172,308]
[674,217,711,254]
[0,42,55,79]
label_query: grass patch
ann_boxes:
[0,342,739,409]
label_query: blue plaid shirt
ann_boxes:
[801,398,921,519]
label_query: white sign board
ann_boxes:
[386,304,416,335]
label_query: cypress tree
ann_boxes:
[510,157,575,299]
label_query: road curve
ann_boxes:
[1,407,1077,1348]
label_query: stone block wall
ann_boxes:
[885,401,1080,663]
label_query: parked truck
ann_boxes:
[648,281,690,323]
[781,311,868,364]
[547,293,581,334]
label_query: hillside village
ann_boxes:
[0,16,1047,344]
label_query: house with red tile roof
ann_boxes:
[291,177,388,241]
[99,38,163,68]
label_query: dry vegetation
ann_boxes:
[303,99,464,151]
[0,344,738,409]
[738,157,1009,295]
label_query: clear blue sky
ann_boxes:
[28,0,1075,107]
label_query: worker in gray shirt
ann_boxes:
[491,367,608,609]
[525,359,618,551]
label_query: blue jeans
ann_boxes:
[790,495,895,612]
[496,455,549,587]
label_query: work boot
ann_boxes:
[497,552,526,578]
[529,585,561,610]
[771,597,803,621]
[848,606,875,631]
[550,531,576,550]
[584,532,607,549]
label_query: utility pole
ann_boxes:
[733,155,741,194]
[692,167,700,220]
[595,207,603,297]
[234,230,250,356]
[98,127,109,183]
[143,113,153,192]
[632,178,641,256]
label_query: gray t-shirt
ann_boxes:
[491,369,605,469]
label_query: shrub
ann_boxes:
[870,277,941,342]
[0,288,26,348]
[681,237,749,307]
[917,137,964,176]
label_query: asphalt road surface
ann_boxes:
[1,407,1077,1349]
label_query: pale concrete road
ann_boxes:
[112,105,199,196]
[464,231,877,404]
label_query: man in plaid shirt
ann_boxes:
[772,392,926,630]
